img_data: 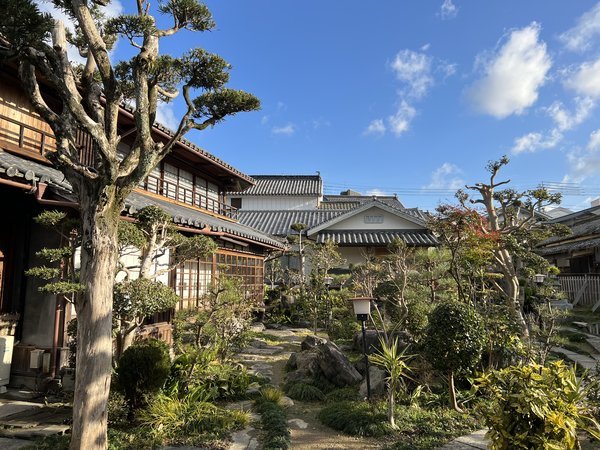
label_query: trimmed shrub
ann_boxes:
[285,382,325,402]
[476,361,600,449]
[115,339,171,411]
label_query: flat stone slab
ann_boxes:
[228,426,258,450]
[552,347,598,371]
[0,437,31,449]
[0,401,41,419]
[288,418,308,429]
[438,429,488,449]
[239,346,284,356]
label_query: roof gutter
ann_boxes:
[35,182,78,208]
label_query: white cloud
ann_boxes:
[511,97,595,155]
[390,49,433,99]
[260,115,269,125]
[559,3,600,53]
[545,97,595,132]
[272,123,296,136]
[467,23,551,118]
[312,118,331,129]
[155,102,178,130]
[366,189,386,196]
[511,130,562,154]
[366,48,455,139]
[388,101,417,136]
[363,119,386,136]
[440,0,458,20]
[565,59,600,98]
[565,129,600,182]
[425,163,464,190]
[589,129,600,150]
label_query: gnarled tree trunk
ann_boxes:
[70,187,121,450]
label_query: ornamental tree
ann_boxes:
[422,301,486,412]
[114,206,216,359]
[0,2,259,448]
[457,156,569,337]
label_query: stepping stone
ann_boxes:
[288,418,308,429]
[228,427,258,450]
[279,397,294,408]
[239,346,284,355]
[0,437,33,449]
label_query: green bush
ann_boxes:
[318,400,391,437]
[141,390,249,443]
[256,388,290,450]
[422,301,486,411]
[385,406,484,450]
[166,349,256,401]
[324,387,360,403]
[476,361,600,449]
[284,381,325,402]
[328,306,361,341]
[115,339,171,411]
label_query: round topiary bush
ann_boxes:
[115,338,171,412]
[422,301,486,411]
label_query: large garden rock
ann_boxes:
[301,335,327,351]
[359,366,386,398]
[285,350,321,383]
[316,342,362,386]
[285,350,320,373]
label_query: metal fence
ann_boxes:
[557,274,600,310]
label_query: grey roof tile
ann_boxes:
[125,193,284,248]
[229,175,322,196]
[322,195,405,209]
[316,230,438,246]
[237,210,343,236]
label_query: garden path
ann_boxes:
[236,326,383,449]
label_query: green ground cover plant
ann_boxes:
[255,388,291,450]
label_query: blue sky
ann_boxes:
[39,1,600,211]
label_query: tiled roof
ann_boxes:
[537,236,600,256]
[322,195,405,210]
[316,230,438,246]
[237,210,344,236]
[125,193,284,249]
[539,216,600,246]
[0,150,72,194]
[0,150,282,249]
[229,175,322,196]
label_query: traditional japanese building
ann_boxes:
[0,67,283,388]
[229,175,438,272]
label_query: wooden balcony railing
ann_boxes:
[145,173,238,219]
[0,112,57,156]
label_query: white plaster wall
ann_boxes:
[115,246,171,284]
[232,196,318,210]
[327,206,424,230]
[338,247,372,268]
[75,246,171,285]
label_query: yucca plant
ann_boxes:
[369,337,414,429]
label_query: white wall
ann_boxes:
[115,246,171,284]
[232,196,318,210]
[327,206,424,230]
